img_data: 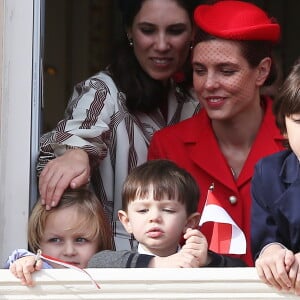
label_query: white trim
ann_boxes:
[0,268,296,299]
[0,0,33,263]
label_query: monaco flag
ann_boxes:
[199,183,246,254]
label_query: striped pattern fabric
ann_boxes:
[37,71,201,250]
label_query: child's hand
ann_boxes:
[148,229,208,268]
[9,255,42,286]
[181,228,208,267]
[148,251,199,268]
[255,244,294,291]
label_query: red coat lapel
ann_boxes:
[181,98,284,190]
[182,111,238,192]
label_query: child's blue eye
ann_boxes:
[48,237,61,243]
[76,237,88,243]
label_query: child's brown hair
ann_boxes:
[28,188,112,253]
[122,159,200,216]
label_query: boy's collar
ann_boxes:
[137,243,181,256]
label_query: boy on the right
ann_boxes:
[251,58,300,295]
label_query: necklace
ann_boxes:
[230,167,237,179]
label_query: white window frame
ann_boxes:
[0,0,37,263]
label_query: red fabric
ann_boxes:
[210,223,232,253]
[194,1,280,43]
[202,188,235,254]
[148,97,285,266]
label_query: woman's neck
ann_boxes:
[212,100,265,179]
[212,100,264,146]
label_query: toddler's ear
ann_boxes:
[118,210,133,234]
[184,212,201,232]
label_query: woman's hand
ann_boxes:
[289,252,300,295]
[255,243,294,291]
[39,149,90,209]
[9,256,42,286]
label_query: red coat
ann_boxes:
[148,97,284,266]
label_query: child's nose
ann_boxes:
[149,209,162,223]
[63,242,77,256]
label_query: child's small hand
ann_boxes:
[181,228,208,266]
[148,251,199,268]
[9,255,42,286]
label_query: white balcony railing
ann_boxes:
[0,268,298,299]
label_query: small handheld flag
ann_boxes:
[199,183,246,254]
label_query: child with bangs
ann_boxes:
[119,158,203,259]
[5,188,112,286]
[88,159,246,268]
[252,58,300,295]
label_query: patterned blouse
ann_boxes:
[37,71,201,250]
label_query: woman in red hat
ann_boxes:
[148,0,285,266]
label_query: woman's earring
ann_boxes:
[190,41,194,50]
[127,34,133,47]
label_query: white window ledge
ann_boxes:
[0,268,297,299]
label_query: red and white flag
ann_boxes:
[199,184,246,254]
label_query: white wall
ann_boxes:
[0,0,33,263]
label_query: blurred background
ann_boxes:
[42,0,300,132]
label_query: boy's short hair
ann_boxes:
[122,159,200,215]
[273,58,300,142]
[28,188,112,253]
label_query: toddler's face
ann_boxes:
[120,186,189,257]
[40,206,100,268]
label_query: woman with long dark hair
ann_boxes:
[37,0,201,250]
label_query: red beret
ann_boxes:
[194,0,281,43]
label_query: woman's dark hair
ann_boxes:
[107,0,199,113]
[193,28,278,87]
[118,0,199,28]
[273,58,300,143]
